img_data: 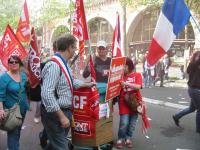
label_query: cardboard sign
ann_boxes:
[99,102,109,119]
[105,57,126,101]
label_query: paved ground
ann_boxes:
[0,102,43,150]
[0,64,188,150]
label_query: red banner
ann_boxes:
[73,87,99,120]
[73,0,88,68]
[0,25,27,69]
[16,0,30,43]
[105,57,126,101]
[112,13,122,57]
[90,55,96,82]
[73,0,89,42]
[28,27,41,88]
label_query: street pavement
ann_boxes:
[1,65,199,150]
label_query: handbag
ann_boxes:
[124,92,140,111]
[0,103,22,131]
[0,82,23,131]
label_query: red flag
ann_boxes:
[73,0,89,42]
[28,27,41,88]
[112,13,122,57]
[89,55,96,82]
[0,25,27,69]
[73,0,88,68]
[16,0,30,43]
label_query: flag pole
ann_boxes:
[191,15,200,33]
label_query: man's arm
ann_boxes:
[55,109,70,128]
[41,62,70,127]
[82,65,91,78]
[41,62,61,112]
[82,56,96,78]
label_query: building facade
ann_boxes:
[41,0,200,64]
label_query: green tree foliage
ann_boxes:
[119,0,200,16]
[186,0,200,17]
[0,0,70,35]
[119,0,161,7]
[0,0,23,34]
[0,0,199,36]
[51,25,69,42]
[37,0,67,26]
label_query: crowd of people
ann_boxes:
[142,52,171,88]
[0,33,199,150]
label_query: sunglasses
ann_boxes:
[9,61,19,64]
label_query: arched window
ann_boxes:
[129,7,195,62]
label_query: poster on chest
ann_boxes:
[105,57,126,101]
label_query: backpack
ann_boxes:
[26,61,61,102]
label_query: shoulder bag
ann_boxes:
[0,82,23,131]
[124,92,140,111]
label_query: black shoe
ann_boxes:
[173,115,179,126]
[39,132,47,149]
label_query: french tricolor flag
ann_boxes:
[147,0,191,65]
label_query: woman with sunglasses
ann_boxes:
[0,55,29,150]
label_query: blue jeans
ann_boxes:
[174,87,200,132]
[41,105,72,150]
[144,70,152,88]
[118,114,138,140]
[7,113,26,150]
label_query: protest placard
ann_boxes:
[105,57,126,101]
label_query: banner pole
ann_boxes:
[191,15,200,33]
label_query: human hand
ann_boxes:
[0,109,6,121]
[90,82,96,87]
[121,81,127,87]
[85,82,96,88]
[60,116,70,128]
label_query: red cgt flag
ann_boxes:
[28,27,41,88]
[73,0,89,43]
[16,0,30,43]
[112,13,122,57]
[0,24,27,69]
[73,0,89,68]
[73,55,100,121]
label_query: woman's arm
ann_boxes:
[0,102,5,120]
[0,102,3,110]
[121,81,142,90]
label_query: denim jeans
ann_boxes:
[41,105,72,150]
[7,113,26,150]
[34,102,41,118]
[174,87,200,132]
[118,114,138,140]
[144,70,152,88]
